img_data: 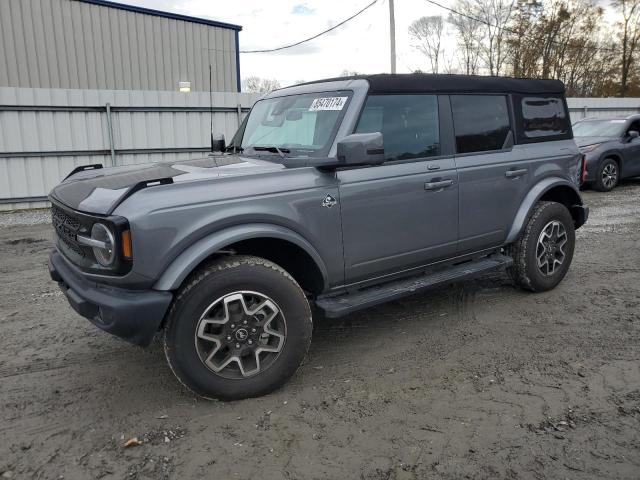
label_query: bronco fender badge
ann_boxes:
[322,194,337,208]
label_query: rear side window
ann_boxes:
[451,95,511,154]
[514,95,571,143]
[355,94,440,161]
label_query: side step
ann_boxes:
[315,254,513,318]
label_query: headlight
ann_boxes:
[90,223,116,266]
[579,143,601,154]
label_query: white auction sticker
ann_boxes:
[309,97,348,111]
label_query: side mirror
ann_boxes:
[336,132,385,166]
[211,133,226,152]
[627,130,639,141]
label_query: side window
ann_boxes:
[451,95,511,154]
[355,94,440,161]
[514,95,571,143]
[627,120,640,134]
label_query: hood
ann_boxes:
[574,136,615,148]
[50,155,285,215]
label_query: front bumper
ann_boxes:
[49,250,172,347]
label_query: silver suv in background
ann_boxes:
[573,115,640,191]
[48,74,589,400]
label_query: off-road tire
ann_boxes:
[506,201,575,292]
[593,157,619,192]
[163,255,312,401]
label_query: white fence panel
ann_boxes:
[2,90,639,211]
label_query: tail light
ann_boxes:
[580,154,587,184]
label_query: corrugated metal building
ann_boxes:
[0,0,254,210]
[0,0,242,92]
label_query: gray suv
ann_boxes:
[573,115,640,191]
[48,74,588,400]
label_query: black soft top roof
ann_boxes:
[300,73,565,95]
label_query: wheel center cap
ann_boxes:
[235,328,249,341]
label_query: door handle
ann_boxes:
[505,168,528,178]
[427,164,440,171]
[424,179,454,191]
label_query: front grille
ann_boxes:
[51,205,85,257]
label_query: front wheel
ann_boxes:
[507,201,576,292]
[163,255,312,401]
[593,158,619,192]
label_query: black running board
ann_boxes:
[315,254,513,318]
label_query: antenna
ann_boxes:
[209,64,214,153]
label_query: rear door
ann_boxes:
[453,93,574,253]
[452,94,531,252]
[337,94,458,284]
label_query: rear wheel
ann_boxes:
[163,255,312,401]
[593,158,619,192]
[507,201,575,292]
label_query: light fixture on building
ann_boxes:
[178,81,191,93]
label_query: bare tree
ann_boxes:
[448,0,483,74]
[241,77,281,93]
[409,16,445,73]
[474,0,516,75]
[409,0,630,96]
[612,0,640,96]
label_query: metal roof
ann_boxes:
[75,0,242,31]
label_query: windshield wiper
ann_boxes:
[250,146,290,158]
[224,144,243,153]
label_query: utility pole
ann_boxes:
[389,0,396,73]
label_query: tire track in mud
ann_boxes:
[0,348,127,379]
[308,287,465,367]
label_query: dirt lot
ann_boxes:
[1,181,639,480]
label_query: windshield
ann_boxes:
[240,91,351,157]
[572,119,625,137]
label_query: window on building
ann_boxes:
[451,95,511,154]
[355,95,440,161]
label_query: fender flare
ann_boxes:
[505,177,583,244]
[153,223,329,291]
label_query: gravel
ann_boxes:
[0,209,51,227]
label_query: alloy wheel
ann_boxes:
[536,220,568,276]
[601,162,618,190]
[194,291,286,379]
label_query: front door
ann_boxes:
[622,119,640,176]
[337,94,458,285]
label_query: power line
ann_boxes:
[423,0,617,53]
[240,0,378,53]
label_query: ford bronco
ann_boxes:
[49,74,588,400]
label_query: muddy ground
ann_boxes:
[1,181,639,480]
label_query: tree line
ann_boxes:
[409,0,640,96]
